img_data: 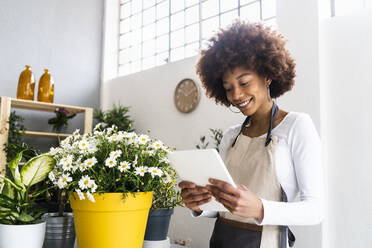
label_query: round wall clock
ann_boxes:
[174,78,200,113]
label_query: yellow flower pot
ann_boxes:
[70,192,153,248]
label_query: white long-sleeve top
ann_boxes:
[192,112,324,226]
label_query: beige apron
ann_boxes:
[220,134,281,248]
[210,102,294,248]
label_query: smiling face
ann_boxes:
[222,67,270,116]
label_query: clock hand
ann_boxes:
[185,88,196,96]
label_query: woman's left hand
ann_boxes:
[206,178,264,220]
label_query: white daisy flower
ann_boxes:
[134,166,147,176]
[89,180,98,193]
[84,157,97,168]
[78,139,89,151]
[105,157,117,168]
[86,192,95,203]
[49,147,62,156]
[160,157,170,164]
[93,122,104,130]
[132,155,138,166]
[138,134,150,145]
[109,150,122,159]
[57,174,72,189]
[94,130,104,136]
[108,134,120,142]
[151,141,163,150]
[48,171,56,182]
[76,189,85,200]
[59,155,73,166]
[148,167,163,178]
[79,162,88,172]
[118,161,131,172]
[79,175,92,190]
[162,171,172,184]
[61,160,73,172]
[73,129,80,136]
[72,142,79,149]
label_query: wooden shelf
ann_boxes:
[8,98,87,114]
[0,96,93,187]
[22,131,70,139]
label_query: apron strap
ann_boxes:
[281,187,296,247]
[231,101,279,147]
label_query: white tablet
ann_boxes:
[168,149,236,212]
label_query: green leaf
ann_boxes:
[1,181,15,199]
[20,154,55,187]
[17,212,34,222]
[0,195,17,210]
[0,175,23,191]
[7,151,23,186]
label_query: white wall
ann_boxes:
[0,0,103,150]
[101,0,323,247]
[320,7,372,248]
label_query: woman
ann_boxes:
[179,21,324,248]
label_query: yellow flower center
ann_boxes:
[62,178,67,183]
[84,180,89,185]
[109,161,113,164]
[66,163,70,167]
[153,170,157,173]
[82,143,86,147]
[88,161,92,165]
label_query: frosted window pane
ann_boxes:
[157,18,169,36]
[171,29,185,48]
[240,0,258,5]
[171,47,185,61]
[156,34,169,53]
[186,0,199,7]
[143,23,156,41]
[142,56,156,70]
[335,0,363,16]
[132,0,143,14]
[130,29,142,47]
[119,49,131,64]
[143,0,155,9]
[201,16,219,39]
[121,2,131,19]
[171,0,184,13]
[240,2,261,22]
[185,5,199,25]
[130,46,142,60]
[131,13,142,29]
[185,23,199,43]
[262,0,276,19]
[171,11,185,31]
[143,7,156,25]
[220,0,238,12]
[142,39,156,57]
[131,60,141,73]
[202,0,219,19]
[220,9,238,29]
[264,18,277,30]
[120,34,130,49]
[119,64,131,76]
[156,51,169,65]
[185,42,199,57]
[120,18,131,34]
[157,1,169,19]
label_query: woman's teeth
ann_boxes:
[238,99,252,107]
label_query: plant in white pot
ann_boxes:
[144,165,183,244]
[0,152,55,248]
[48,124,174,248]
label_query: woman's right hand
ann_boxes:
[179,181,212,214]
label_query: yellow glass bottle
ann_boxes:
[17,65,36,100]
[37,69,55,103]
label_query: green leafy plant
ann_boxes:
[196,128,223,152]
[48,124,176,203]
[94,103,134,132]
[151,166,183,209]
[0,152,56,225]
[47,108,76,133]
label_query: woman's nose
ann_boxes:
[232,87,243,101]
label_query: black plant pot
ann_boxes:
[43,212,75,248]
[144,208,174,241]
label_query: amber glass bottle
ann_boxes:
[17,65,36,100]
[37,69,54,103]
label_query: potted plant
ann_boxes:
[47,107,76,133]
[144,165,183,243]
[196,128,223,152]
[48,124,174,248]
[94,103,134,132]
[0,152,55,248]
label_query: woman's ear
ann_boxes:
[265,78,272,87]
